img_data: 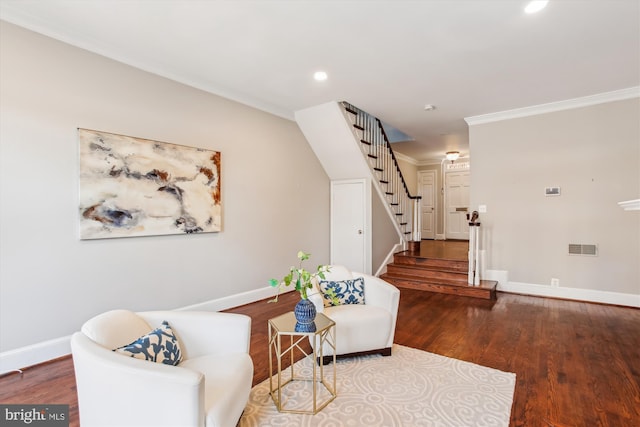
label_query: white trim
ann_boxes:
[417,159,445,167]
[417,170,437,240]
[375,243,404,277]
[0,336,71,376]
[618,199,640,211]
[486,269,640,308]
[176,285,277,312]
[393,151,418,165]
[464,87,640,126]
[0,8,295,122]
[0,285,277,375]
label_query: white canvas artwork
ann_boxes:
[79,129,221,239]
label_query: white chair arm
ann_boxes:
[355,272,400,348]
[353,272,399,312]
[138,311,251,359]
[71,332,204,426]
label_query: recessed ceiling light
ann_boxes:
[525,0,549,14]
[424,104,436,111]
[313,71,328,81]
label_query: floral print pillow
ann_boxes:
[114,320,182,366]
[319,277,365,306]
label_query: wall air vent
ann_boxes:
[568,244,598,256]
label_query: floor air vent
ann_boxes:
[568,244,598,256]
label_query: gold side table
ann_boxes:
[268,311,337,414]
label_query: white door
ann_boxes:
[331,179,371,273]
[418,171,436,239]
[445,171,470,240]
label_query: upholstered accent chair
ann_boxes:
[308,265,400,364]
[71,309,253,427]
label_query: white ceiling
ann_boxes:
[1,0,639,162]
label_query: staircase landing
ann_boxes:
[380,240,498,300]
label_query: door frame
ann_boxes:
[330,179,371,274]
[443,161,471,240]
[418,170,436,240]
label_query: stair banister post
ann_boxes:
[412,197,421,242]
[474,222,481,286]
[468,224,476,286]
[467,211,481,286]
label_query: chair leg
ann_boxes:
[317,355,333,366]
[317,347,392,365]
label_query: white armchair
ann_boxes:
[308,265,400,364]
[71,309,253,427]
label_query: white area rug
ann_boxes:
[239,344,516,427]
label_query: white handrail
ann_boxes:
[342,102,421,245]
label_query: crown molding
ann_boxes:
[417,159,445,167]
[393,151,419,165]
[464,87,640,126]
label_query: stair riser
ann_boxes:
[393,256,467,271]
[386,265,467,282]
[382,277,496,300]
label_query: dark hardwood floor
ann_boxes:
[1,289,639,426]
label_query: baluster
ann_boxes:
[342,102,422,243]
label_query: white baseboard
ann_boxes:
[435,234,446,240]
[0,286,277,375]
[177,285,276,312]
[486,269,640,308]
[0,336,71,376]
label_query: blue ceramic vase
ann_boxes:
[294,298,316,325]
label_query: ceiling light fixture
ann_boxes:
[446,151,460,163]
[424,104,436,111]
[313,71,328,81]
[525,0,549,14]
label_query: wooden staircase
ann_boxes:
[380,241,498,300]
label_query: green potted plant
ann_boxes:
[269,251,334,324]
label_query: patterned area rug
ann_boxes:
[238,344,516,427]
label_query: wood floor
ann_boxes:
[1,289,639,426]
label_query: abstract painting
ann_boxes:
[79,129,221,239]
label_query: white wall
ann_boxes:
[469,97,640,305]
[0,22,330,365]
[372,181,401,273]
[395,156,418,196]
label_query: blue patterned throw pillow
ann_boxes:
[319,277,365,306]
[114,320,183,366]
